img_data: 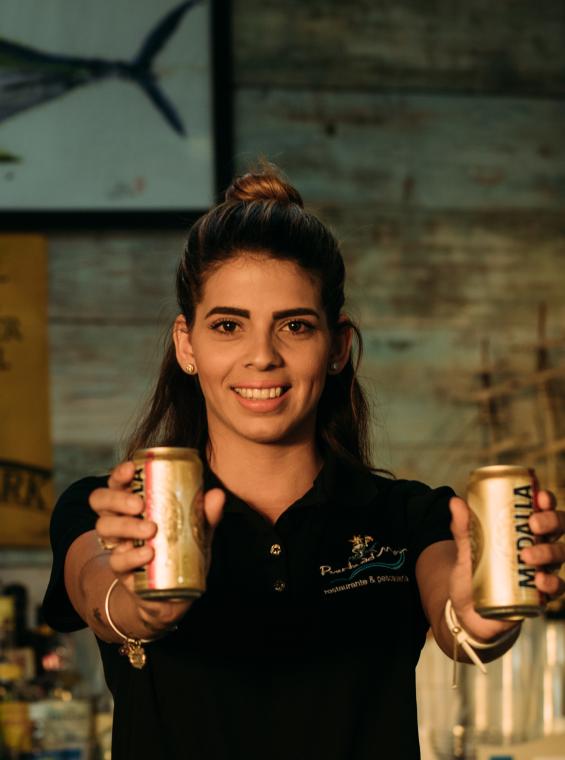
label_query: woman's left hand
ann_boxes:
[448,490,565,642]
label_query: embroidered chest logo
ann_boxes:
[320,534,409,594]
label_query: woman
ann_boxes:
[43,167,565,759]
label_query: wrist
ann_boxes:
[104,579,153,669]
[135,592,191,633]
[449,599,521,644]
[445,599,521,687]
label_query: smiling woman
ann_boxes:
[42,162,565,760]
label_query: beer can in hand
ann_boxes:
[131,447,208,601]
[467,465,545,621]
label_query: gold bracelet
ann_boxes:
[104,578,152,670]
[445,599,520,688]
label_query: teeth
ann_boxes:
[234,386,285,399]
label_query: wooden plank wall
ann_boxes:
[25,0,565,501]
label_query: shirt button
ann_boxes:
[270,543,282,557]
[273,580,286,592]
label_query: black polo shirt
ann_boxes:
[43,457,454,760]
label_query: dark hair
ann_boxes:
[125,162,375,473]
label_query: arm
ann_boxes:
[64,461,224,644]
[416,490,565,665]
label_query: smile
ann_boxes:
[232,386,288,399]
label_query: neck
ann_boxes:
[207,435,323,523]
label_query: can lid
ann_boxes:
[132,447,201,461]
[469,464,533,477]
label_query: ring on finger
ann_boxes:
[97,535,120,552]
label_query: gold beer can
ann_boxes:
[131,447,207,601]
[467,465,545,620]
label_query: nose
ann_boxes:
[244,331,283,370]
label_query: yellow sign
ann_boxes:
[0,236,53,546]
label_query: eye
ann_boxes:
[281,320,315,334]
[209,319,240,333]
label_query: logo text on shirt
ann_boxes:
[320,534,408,594]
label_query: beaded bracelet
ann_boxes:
[444,599,520,688]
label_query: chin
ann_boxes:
[242,426,293,445]
[242,420,314,447]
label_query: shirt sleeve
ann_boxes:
[403,480,455,562]
[42,475,107,632]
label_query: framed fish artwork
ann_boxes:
[0,0,232,228]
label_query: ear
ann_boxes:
[173,314,196,371]
[328,316,353,374]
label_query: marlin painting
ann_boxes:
[0,0,203,137]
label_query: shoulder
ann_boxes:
[334,464,455,550]
[50,475,108,544]
[377,475,454,504]
[370,473,455,523]
[43,474,108,633]
[56,474,109,504]
[334,460,453,507]
[53,474,109,514]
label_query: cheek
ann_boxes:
[192,339,231,379]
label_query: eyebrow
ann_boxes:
[204,306,321,320]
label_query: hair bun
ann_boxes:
[225,164,304,208]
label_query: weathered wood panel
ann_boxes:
[49,322,166,444]
[48,232,183,322]
[323,207,565,329]
[234,0,565,95]
[236,90,565,209]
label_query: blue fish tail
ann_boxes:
[129,0,203,136]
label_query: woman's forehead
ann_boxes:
[200,254,322,306]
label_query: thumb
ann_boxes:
[449,496,471,545]
[204,488,225,529]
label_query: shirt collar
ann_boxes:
[203,453,380,515]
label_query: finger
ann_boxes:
[107,461,136,491]
[110,544,154,576]
[89,488,144,517]
[521,541,565,567]
[535,570,565,599]
[96,515,157,542]
[537,490,558,511]
[530,509,565,539]
[204,488,225,529]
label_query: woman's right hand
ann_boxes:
[89,460,225,629]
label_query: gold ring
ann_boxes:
[98,536,119,552]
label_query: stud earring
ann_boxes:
[330,362,339,373]
[185,363,196,375]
